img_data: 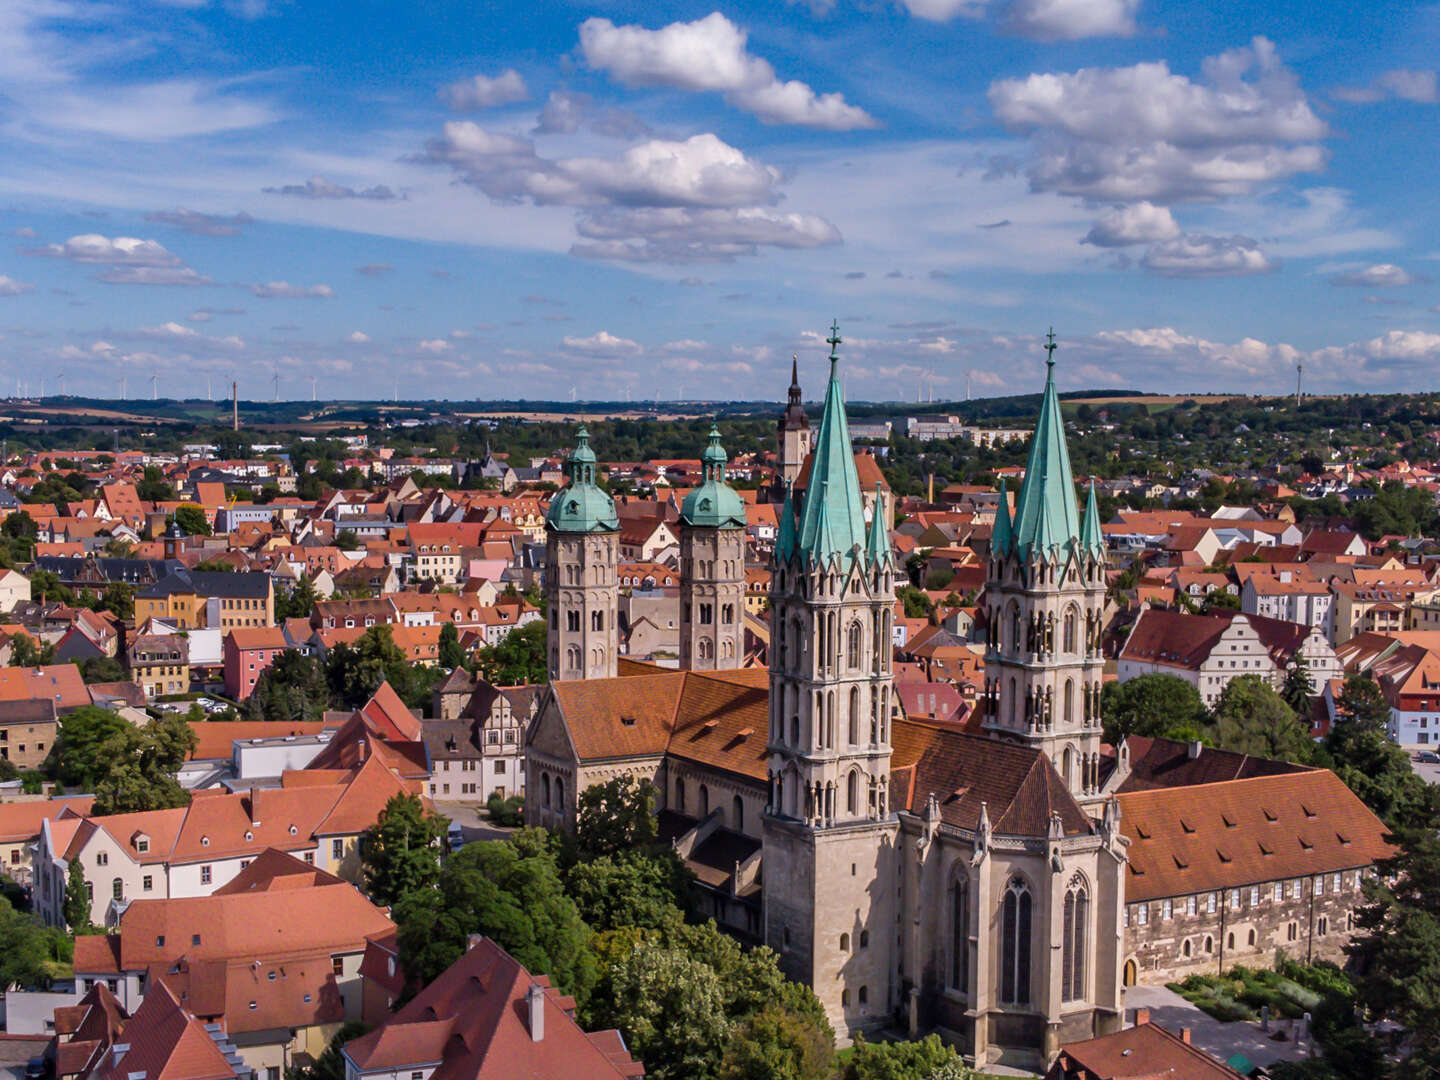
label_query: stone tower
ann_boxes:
[679,426,747,671]
[544,425,619,683]
[981,333,1108,802]
[763,324,898,1037]
[777,354,811,488]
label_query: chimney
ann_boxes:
[527,983,545,1042]
[110,1044,130,1068]
[1134,1007,1150,1027]
[1180,1028,1192,1044]
[1187,740,1203,760]
[248,787,261,827]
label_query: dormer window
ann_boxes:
[289,825,298,836]
[136,837,149,854]
[200,836,210,847]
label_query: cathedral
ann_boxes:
[526,328,1391,1070]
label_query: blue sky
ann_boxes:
[1,0,1438,402]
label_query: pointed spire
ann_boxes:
[866,484,891,568]
[1008,331,1082,561]
[1081,479,1103,555]
[992,477,1012,558]
[776,481,798,563]
[796,326,867,565]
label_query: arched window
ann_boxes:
[1182,938,1192,958]
[1227,931,1235,950]
[1064,679,1075,725]
[790,716,800,746]
[847,621,862,668]
[949,877,969,992]
[1063,606,1077,653]
[591,610,604,631]
[732,795,744,832]
[849,686,860,744]
[1009,604,1022,654]
[1204,935,1214,954]
[698,638,713,661]
[860,930,868,948]
[112,877,123,900]
[846,771,859,815]
[1247,928,1256,947]
[541,774,551,809]
[554,777,565,814]
[699,785,710,817]
[676,778,686,813]
[839,932,850,953]
[1063,746,1076,790]
[1062,875,1088,1003]
[1001,878,1032,1005]
[858,985,868,1006]
[565,644,580,671]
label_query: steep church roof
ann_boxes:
[793,324,868,567]
[545,425,619,534]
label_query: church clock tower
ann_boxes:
[763,324,898,1037]
[981,332,1108,801]
[777,354,811,488]
[679,426,747,671]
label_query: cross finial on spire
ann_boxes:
[827,319,842,363]
[1044,327,1058,367]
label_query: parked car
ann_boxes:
[447,821,466,849]
[1418,750,1439,764]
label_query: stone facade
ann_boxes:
[545,530,619,682]
[679,524,745,670]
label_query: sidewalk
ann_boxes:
[1123,984,1317,1071]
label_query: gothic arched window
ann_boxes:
[849,687,860,744]
[1064,678,1075,726]
[541,774,551,809]
[1009,604,1022,653]
[1063,606,1077,653]
[949,876,969,992]
[847,621,862,669]
[732,795,744,832]
[554,777,565,814]
[699,785,710,817]
[675,778,686,813]
[846,770,859,815]
[1062,874,1089,1003]
[1001,877,1032,1005]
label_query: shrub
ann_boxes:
[486,792,524,827]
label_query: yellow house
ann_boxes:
[135,568,275,630]
[128,633,191,697]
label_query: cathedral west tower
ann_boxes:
[679,426,747,671]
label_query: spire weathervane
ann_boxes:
[827,320,842,372]
[1044,327,1058,367]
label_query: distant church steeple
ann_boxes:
[777,353,811,488]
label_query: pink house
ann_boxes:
[222,626,289,701]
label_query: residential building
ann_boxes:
[0,699,58,769]
[424,680,535,802]
[344,936,644,1079]
[1046,1015,1244,1080]
[135,569,275,631]
[1241,573,1334,642]
[222,626,289,701]
[0,795,93,887]
[127,633,190,698]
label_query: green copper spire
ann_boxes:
[1009,331,1083,561]
[992,476,1012,558]
[545,424,619,533]
[776,481,798,563]
[794,323,868,566]
[680,425,747,529]
[865,484,891,567]
[1081,479,1103,556]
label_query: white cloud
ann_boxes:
[1141,233,1273,277]
[249,281,335,298]
[139,321,199,338]
[29,234,181,266]
[144,208,253,236]
[135,321,244,348]
[571,206,840,262]
[345,330,371,343]
[899,0,988,20]
[1002,0,1140,40]
[1082,201,1179,246]
[1334,68,1438,105]
[97,267,214,286]
[440,69,530,110]
[1329,263,1415,287]
[579,13,876,130]
[46,79,276,141]
[0,275,35,296]
[417,339,451,352]
[990,37,1326,203]
[562,330,643,355]
[262,176,399,200]
[532,91,650,138]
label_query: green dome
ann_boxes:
[546,425,619,534]
[680,426,747,529]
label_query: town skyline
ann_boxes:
[2,1,1438,400]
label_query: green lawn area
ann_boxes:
[1168,959,1353,1022]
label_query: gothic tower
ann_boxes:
[679,426,747,671]
[544,425,619,682]
[981,333,1108,802]
[777,354,811,488]
[763,324,898,1036]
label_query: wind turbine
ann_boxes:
[150,370,158,401]
[119,374,127,400]
[306,375,318,402]
[272,364,280,402]
[57,372,65,397]
[1295,362,1304,406]
[206,374,212,402]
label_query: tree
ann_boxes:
[334,529,361,551]
[1101,674,1210,745]
[360,793,448,909]
[438,621,467,670]
[77,656,126,684]
[96,581,133,620]
[325,626,409,709]
[2,510,37,541]
[136,465,175,502]
[838,1034,974,1080]
[170,504,212,536]
[565,850,695,932]
[284,1021,367,1080]
[245,649,331,721]
[393,829,596,1002]
[9,633,55,668]
[897,585,933,619]
[475,620,546,686]
[575,775,658,857]
[63,860,91,931]
[1199,590,1240,614]
[1349,789,1440,1075]
[1326,673,1427,829]
[0,897,62,990]
[276,575,320,621]
[55,706,132,789]
[719,1004,835,1080]
[58,707,194,816]
[1281,655,1316,715]
[1209,675,1315,762]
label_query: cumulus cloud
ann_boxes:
[1334,68,1438,105]
[345,331,371,343]
[533,91,650,138]
[0,275,36,296]
[579,13,877,130]
[561,330,643,355]
[1140,234,1273,277]
[1082,201,1180,246]
[144,209,254,237]
[417,339,451,353]
[420,124,841,262]
[1329,263,1416,288]
[440,69,530,110]
[990,37,1326,203]
[249,281,335,298]
[262,176,399,200]
[899,0,988,19]
[97,267,215,286]
[1002,0,1140,39]
[135,321,244,348]
[27,234,182,266]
